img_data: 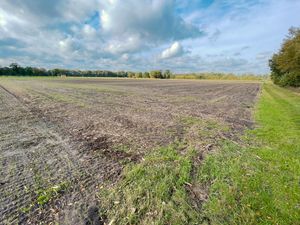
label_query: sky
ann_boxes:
[0,0,299,74]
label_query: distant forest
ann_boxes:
[0,63,173,79]
[0,63,264,80]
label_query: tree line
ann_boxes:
[0,63,266,80]
[174,73,265,80]
[269,27,300,87]
[0,63,174,79]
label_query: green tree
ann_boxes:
[9,63,21,75]
[163,70,172,79]
[269,27,300,87]
[135,72,143,78]
[24,67,33,76]
[143,72,150,78]
[150,70,162,79]
[128,72,135,78]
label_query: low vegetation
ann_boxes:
[199,83,300,224]
[36,182,69,206]
[100,143,200,225]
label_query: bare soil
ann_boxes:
[0,78,260,224]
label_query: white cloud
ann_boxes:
[0,8,29,38]
[62,0,99,22]
[100,10,110,31]
[0,13,6,28]
[82,24,97,38]
[59,38,73,52]
[0,0,98,25]
[105,34,143,55]
[99,0,202,41]
[97,0,202,56]
[161,42,184,59]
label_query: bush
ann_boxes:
[279,72,300,87]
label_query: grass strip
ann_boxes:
[199,83,300,224]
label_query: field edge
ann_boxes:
[199,83,300,224]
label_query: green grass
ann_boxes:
[100,143,201,225]
[199,83,300,224]
[36,182,69,206]
[21,182,69,213]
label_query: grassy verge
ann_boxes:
[199,83,300,224]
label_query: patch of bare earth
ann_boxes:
[0,79,260,224]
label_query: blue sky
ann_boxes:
[0,0,299,74]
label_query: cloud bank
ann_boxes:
[0,0,299,73]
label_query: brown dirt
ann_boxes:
[0,78,260,224]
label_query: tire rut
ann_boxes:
[0,86,118,224]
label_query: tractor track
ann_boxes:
[0,85,120,224]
